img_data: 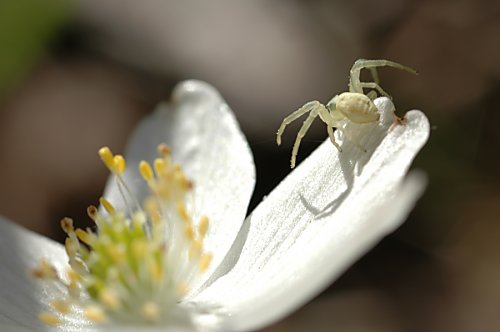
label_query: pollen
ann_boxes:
[33,144,212,327]
[99,197,115,214]
[139,160,154,182]
[38,312,61,326]
[141,302,160,321]
[84,305,107,323]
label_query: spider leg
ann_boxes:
[277,101,320,146]
[366,91,378,100]
[327,125,342,152]
[352,59,417,74]
[290,103,325,168]
[369,67,380,85]
[360,82,391,99]
[349,59,417,93]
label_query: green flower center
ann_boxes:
[33,144,212,326]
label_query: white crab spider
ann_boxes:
[276,59,417,168]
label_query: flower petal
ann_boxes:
[191,98,430,331]
[102,80,256,292]
[0,219,206,332]
[0,216,68,331]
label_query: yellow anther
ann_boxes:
[38,312,61,326]
[176,203,190,223]
[157,143,171,157]
[139,160,154,182]
[188,240,202,260]
[144,197,161,225]
[67,268,80,282]
[154,158,166,175]
[98,197,115,215]
[98,147,116,172]
[50,299,71,314]
[174,169,192,190]
[99,289,121,310]
[87,205,98,221]
[177,281,189,296]
[75,228,93,246]
[69,258,87,276]
[199,215,209,238]
[199,253,212,272]
[68,280,81,298]
[184,225,194,241]
[106,245,125,263]
[60,217,74,234]
[141,302,159,321]
[113,155,126,174]
[84,305,107,323]
[148,261,163,283]
[32,259,58,279]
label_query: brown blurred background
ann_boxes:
[1,0,499,331]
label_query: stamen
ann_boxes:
[157,143,171,157]
[50,299,71,315]
[198,216,209,238]
[99,197,115,215]
[177,281,188,296]
[75,228,93,246]
[189,240,202,261]
[84,305,107,323]
[113,155,126,175]
[99,288,121,310]
[32,259,58,279]
[34,143,213,327]
[64,238,77,258]
[66,268,80,283]
[139,160,154,182]
[87,205,98,221]
[177,203,190,223]
[154,158,166,176]
[60,217,74,235]
[141,302,159,321]
[98,147,116,173]
[199,253,212,272]
[38,312,61,326]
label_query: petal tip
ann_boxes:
[173,80,221,105]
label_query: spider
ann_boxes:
[276,59,417,168]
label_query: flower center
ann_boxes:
[33,144,212,326]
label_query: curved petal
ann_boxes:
[0,216,67,331]
[102,80,256,292]
[191,98,430,331]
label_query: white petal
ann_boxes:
[0,216,68,331]
[191,98,430,331]
[103,80,256,292]
[0,220,204,332]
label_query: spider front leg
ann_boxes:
[276,101,321,146]
[360,82,391,99]
[349,59,417,94]
[290,103,329,168]
[276,100,328,168]
[327,125,342,152]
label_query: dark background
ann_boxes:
[1,0,499,331]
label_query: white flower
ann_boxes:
[0,80,429,331]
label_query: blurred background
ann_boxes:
[1,0,499,331]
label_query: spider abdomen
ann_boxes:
[336,92,379,123]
